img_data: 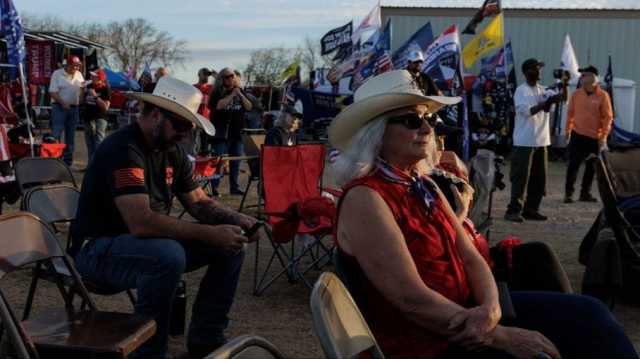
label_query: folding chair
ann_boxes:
[175,155,222,218]
[253,144,335,296]
[0,212,156,358]
[20,184,137,314]
[204,335,285,359]
[14,157,77,193]
[310,272,384,359]
[239,129,265,212]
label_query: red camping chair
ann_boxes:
[175,155,223,218]
[253,144,335,296]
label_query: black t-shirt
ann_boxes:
[208,89,246,141]
[414,73,441,96]
[83,84,112,121]
[71,123,198,254]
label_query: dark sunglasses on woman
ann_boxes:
[387,112,437,130]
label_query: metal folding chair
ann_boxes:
[204,335,285,359]
[253,144,335,296]
[0,212,156,358]
[310,272,385,359]
[14,157,76,193]
[239,129,265,213]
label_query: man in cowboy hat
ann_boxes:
[49,55,85,166]
[71,76,259,358]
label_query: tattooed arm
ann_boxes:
[178,187,257,231]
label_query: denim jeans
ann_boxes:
[444,291,638,358]
[84,118,108,162]
[51,103,80,165]
[210,139,244,193]
[74,234,245,359]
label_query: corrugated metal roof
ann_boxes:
[381,0,640,10]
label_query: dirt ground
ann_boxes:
[2,130,639,358]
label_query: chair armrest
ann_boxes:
[497,281,517,324]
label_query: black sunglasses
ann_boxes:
[161,111,193,133]
[387,113,437,130]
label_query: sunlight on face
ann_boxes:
[380,105,437,167]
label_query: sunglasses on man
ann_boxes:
[387,112,437,130]
[161,110,193,133]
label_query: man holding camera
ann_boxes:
[505,58,567,222]
[208,68,252,196]
[564,65,613,203]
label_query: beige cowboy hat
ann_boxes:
[126,76,216,136]
[328,70,461,150]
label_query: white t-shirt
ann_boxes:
[512,83,555,147]
[48,68,85,106]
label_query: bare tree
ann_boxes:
[22,13,188,74]
[243,47,293,86]
[298,36,336,73]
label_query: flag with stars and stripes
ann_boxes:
[0,0,26,79]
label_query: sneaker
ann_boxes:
[522,211,548,221]
[579,193,598,202]
[210,189,222,198]
[564,196,574,204]
[504,212,524,223]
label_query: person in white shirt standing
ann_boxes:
[49,56,85,166]
[504,58,565,222]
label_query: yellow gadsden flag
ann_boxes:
[462,13,504,68]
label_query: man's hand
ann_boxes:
[235,214,261,242]
[598,138,607,150]
[448,304,501,349]
[204,224,249,255]
[451,182,474,221]
[232,87,242,97]
[565,132,571,143]
[88,88,97,97]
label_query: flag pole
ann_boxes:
[17,63,34,157]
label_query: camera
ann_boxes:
[552,69,570,80]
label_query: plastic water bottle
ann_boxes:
[169,280,186,336]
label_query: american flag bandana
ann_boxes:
[376,158,436,213]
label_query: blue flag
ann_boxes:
[479,41,513,79]
[350,20,392,91]
[0,0,26,79]
[391,22,434,70]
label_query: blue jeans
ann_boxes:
[84,118,108,162]
[51,104,79,166]
[445,291,638,358]
[74,235,245,359]
[211,139,244,193]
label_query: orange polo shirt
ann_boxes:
[566,85,613,141]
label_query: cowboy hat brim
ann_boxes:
[126,92,216,136]
[328,92,460,150]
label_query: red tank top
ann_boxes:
[337,170,471,358]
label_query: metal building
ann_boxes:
[380,0,640,123]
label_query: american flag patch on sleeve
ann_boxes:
[114,167,145,189]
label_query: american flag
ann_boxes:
[138,63,153,90]
[375,51,393,74]
[114,167,145,189]
[0,0,25,79]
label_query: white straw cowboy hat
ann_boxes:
[126,76,216,136]
[328,70,461,150]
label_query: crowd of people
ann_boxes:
[40,49,633,359]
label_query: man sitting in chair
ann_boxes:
[71,77,259,359]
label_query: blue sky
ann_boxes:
[17,0,379,82]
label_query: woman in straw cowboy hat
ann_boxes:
[330,70,636,359]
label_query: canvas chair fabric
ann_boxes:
[261,144,332,242]
[310,272,384,359]
[14,157,76,193]
[204,335,285,359]
[603,149,640,199]
[0,212,155,358]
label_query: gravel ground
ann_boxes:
[1,130,638,358]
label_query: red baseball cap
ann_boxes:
[68,56,81,65]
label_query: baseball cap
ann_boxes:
[67,56,81,65]
[407,50,425,63]
[90,69,107,81]
[578,65,599,76]
[521,58,545,73]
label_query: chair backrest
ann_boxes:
[15,157,76,193]
[603,149,640,199]
[21,184,80,225]
[594,156,640,262]
[204,335,285,359]
[310,272,385,359]
[261,144,325,224]
[242,130,266,157]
